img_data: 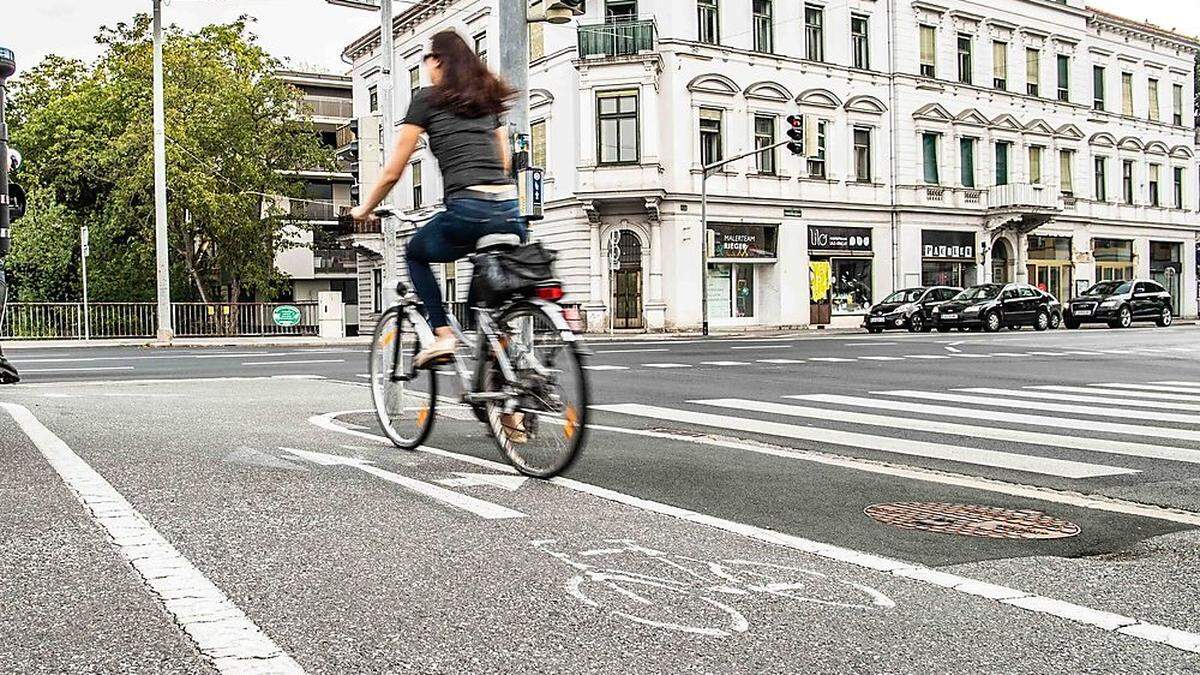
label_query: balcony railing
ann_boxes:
[988,184,1062,211]
[332,215,382,236]
[300,96,353,119]
[290,201,348,221]
[578,19,656,59]
[314,248,357,275]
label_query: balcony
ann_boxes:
[300,96,353,119]
[578,20,656,59]
[985,184,1063,234]
[331,214,382,237]
[290,201,348,222]
[314,248,357,275]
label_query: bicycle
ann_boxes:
[367,213,590,479]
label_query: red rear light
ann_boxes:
[535,284,564,302]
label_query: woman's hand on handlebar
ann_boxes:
[349,205,377,224]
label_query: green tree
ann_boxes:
[9,15,331,304]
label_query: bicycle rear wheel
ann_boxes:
[481,302,589,478]
[369,307,437,449]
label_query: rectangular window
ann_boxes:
[853,127,872,183]
[597,90,639,165]
[1026,48,1040,96]
[474,32,487,65]
[1059,150,1073,196]
[529,1,545,60]
[1121,72,1134,116]
[957,34,973,84]
[752,0,773,53]
[919,25,936,78]
[1149,164,1160,206]
[754,114,776,175]
[1056,54,1070,102]
[1148,78,1160,122]
[1029,146,1043,185]
[411,161,422,209]
[1094,156,1107,201]
[960,137,976,188]
[368,84,379,113]
[995,142,1010,186]
[1174,167,1185,208]
[1093,66,1106,111]
[1174,84,1185,126]
[807,120,827,178]
[372,268,383,314]
[805,5,824,62]
[699,107,723,166]
[530,119,547,170]
[697,0,719,45]
[922,133,940,185]
[409,66,420,96]
[851,15,870,70]
[1122,160,1135,205]
[993,41,1008,90]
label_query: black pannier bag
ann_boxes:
[471,242,558,307]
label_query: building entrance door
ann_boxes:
[991,239,1012,284]
[611,230,643,329]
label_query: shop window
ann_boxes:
[831,259,873,315]
[705,263,756,319]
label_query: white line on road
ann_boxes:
[846,342,898,347]
[1093,382,1200,395]
[950,354,993,359]
[859,356,906,361]
[1025,351,1067,357]
[959,388,1200,413]
[18,366,136,374]
[809,357,855,363]
[905,355,952,360]
[309,409,1200,655]
[283,448,525,520]
[241,360,346,367]
[696,399,1200,466]
[799,394,1200,444]
[643,363,693,369]
[1031,385,1200,404]
[593,348,670,355]
[593,404,1131,478]
[1,403,302,674]
[730,344,793,350]
[756,359,807,365]
[879,390,1200,426]
[1154,381,1200,388]
[700,361,752,367]
[584,365,631,371]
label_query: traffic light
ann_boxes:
[786,115,804,156]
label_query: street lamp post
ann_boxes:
[152,0,173,342]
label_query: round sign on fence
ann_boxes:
[273,305,302,327]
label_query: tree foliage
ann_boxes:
[8,15,332,303]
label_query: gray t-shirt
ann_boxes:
[402,87,512,200]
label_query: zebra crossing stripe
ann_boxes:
[1154,381,1200,388]
[695,399,1198,466]
[643,363,692,369]
[1093,382,1200,395]
[1032,385,1200,404]
[793,394,1200,444]
[584,365,630,371]
[592,403,1133,478]
[810,357,855,363]
[879,390,1200,426]
[959,388,1200,414]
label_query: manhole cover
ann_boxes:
[863,502,1081,540]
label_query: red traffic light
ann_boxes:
[786,114,804,154]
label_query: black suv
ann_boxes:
[933,283,1054,332]
[1064,279,1174,329]
[863,286,961,333]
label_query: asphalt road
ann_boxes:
[3,325,1200,672]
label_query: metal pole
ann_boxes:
[700,171,709,336]
[152,0,173,342]
[0,48,12,261]
[499,1,530,152]
[378,0,399,310]
[81,226,90,341]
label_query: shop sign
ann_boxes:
[808,226,872,253]
[709,224,777,259]
[921,231,975,260]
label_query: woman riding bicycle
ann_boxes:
[351,29,523,368]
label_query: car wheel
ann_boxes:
[983,312,1002,333]
[1049,312,1062,330]
[1063,317,1080,330]
[1156,307,1173,328]
[908,314,924,333]
[1109,305,1132,329]
[1033,310,1050,332]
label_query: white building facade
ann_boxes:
[342,0,1200,333]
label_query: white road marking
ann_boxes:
[241,359,345,367]
[283,448,525,520]
[700,361,751,367]
[960,388,1200,413]
[593,404,1131,478]
[1031,385,1200,404]
[1025,351,1067,357]
[643,363,693,369]
[436,472,529,492]
[584,365,631,371]
[1060,351,1104,356]
[7,375,327,389]
[1154,381,1200,388]
[1098,349,1136,355]
[945,346,962,353]
[1092,382,1200,395]
[19,366,136,374]
[905,355,951,360]
[309,409,1200,654]
[696,399,1200,466]
[877,390,1200,426]
[1,403,302,673]
[859,356,905,361]
[799,394,1200,444]
[730,344,792,350]
[594,348,670,355]
[756,359,807,365]
[989,352,1032,357]
[846,342,899,347]
[950,354,993,359]
[810,357,855,363]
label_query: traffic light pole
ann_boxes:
[377,0,400,311]
[152,0,173,342]
[698,139,792,336]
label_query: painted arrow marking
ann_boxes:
[282,448,525,520]
[437,472,530,492]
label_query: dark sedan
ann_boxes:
[863,286,961,333]
[1064,279,1174,329]
[932,283,1054,332]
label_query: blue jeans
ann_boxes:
[405,198,524,328]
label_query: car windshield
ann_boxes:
[882,289,924,304]
[1083,281,1123,296]
[957,285,1002,301]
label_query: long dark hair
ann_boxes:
[427,30,515,118]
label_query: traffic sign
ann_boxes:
[273,305,303,327]
[81,225,90,258]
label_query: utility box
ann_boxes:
[318,291,345,339]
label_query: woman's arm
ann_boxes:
[494,127,512,175]
[351,123,423,220]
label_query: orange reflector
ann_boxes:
[381,329,397,347]
[563,406,579,439]
[417,406,430,427]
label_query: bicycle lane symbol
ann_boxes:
[532,539,896,638]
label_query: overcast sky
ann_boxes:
[2,1,1198,76]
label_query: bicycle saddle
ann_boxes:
[475,234,522,252]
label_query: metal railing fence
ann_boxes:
[0,302,320,339]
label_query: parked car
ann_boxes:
[863,286,962,333]
[1064,279,1174,329]
[932,283,1054,332]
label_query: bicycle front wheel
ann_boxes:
[369,307,437,449]
[481,302,589,478]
